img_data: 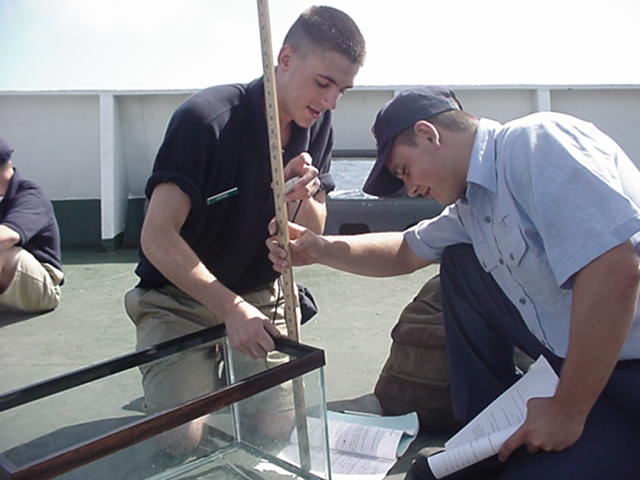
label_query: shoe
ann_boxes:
[405,448,505,480]
[404,452,438,480]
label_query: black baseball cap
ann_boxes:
[0,137,14,165]
[363,86,462,196]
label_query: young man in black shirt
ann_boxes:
[125,6,366,452]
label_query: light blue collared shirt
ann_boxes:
[405,112,640,359]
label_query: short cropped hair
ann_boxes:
[394,110,478,147]
[283,6,366,67]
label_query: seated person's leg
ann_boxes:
[501,391,640,480]
[234,281,300,440]
[125,281,302,453]
[408,392,640,480]
[0,247,60,313]
[439,244,548,422]
[125,287,220,454]
[433,245,640,479]
[604,359,640,430]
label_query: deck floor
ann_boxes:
[0,248,448,479]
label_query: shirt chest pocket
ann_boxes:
[471,221,528,273]
[496,224,528,268]
[471,241,499,273]
[495,221,567,302]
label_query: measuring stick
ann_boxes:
[256,0,299,342]
[256,0,311,472]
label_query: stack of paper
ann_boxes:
[280,410,420,480]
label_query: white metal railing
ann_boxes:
[1,85,639,243]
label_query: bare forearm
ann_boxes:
[555,241,640,416]
[288,192,326,234]
[317,231,430,277]
[141,224,241,321]
[0,225,20,252]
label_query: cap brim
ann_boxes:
[362,142,404,197]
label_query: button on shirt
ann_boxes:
[405,112,640,359]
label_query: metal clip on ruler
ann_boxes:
[256,0,311,472]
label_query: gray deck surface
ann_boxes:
[0,249,449,479]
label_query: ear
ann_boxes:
[414,120,441,149]
[277,45,294,70]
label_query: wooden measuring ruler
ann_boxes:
[256,0,300,342]
[256,0,311,472]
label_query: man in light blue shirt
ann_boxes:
[267,86,640,479]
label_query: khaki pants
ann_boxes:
[124,282,298,414]
[0,248,63,313]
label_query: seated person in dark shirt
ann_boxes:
[0,137,63,313]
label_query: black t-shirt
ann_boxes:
[0,169,63,272]
[135,77,335,294]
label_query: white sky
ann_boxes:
[1,0,639,90]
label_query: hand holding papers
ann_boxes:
[428,356,558,478]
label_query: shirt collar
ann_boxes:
[466,118,502,195]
